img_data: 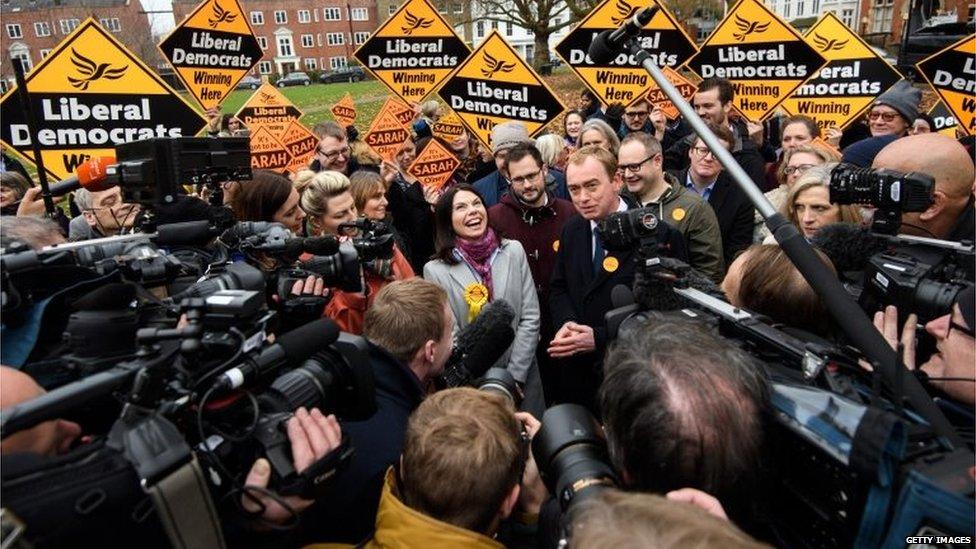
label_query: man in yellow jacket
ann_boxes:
[307,387,538,548]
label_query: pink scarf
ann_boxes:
[455,228,500,298]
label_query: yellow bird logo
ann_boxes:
[401,11,433,35]
[208,1,238,28]
[259,91,280,104]
[481,52,516,78]
[610,0,639,25]
[812,33,849,52]
[732,14,770,41]
[67,49,127,91]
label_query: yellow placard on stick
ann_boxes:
[354,0,470,104]
[235,84,314,173]
[331,93,357,126]
[438,31,565,150]
[364,100,411,162]
[685,0,826,121]
[554,0,698,107]
[158,0,263,109]
[916,34,975,136]
[780,13,903,132]
[407,138,460,190]
[0,18,207,181]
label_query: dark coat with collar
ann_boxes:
[301,343,425,544]
[548,199,649,412]
[385,175,435,274]
[674,168,755,268]
[662,118,766,188]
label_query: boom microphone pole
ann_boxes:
[11,57,56,217]
[589,19,963,447]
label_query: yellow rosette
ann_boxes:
[464,282,490,323]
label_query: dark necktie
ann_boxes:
[592,227,604,276]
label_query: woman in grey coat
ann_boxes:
[423,184,543,408]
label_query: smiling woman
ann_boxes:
[423,184,542,399]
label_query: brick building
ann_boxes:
[858,0,972,45]
[0,0,156,92]
[173,0,379,77]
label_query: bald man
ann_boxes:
[872,133,975,241]
[0,366,81,456]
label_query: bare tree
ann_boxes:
[470,0,597,69]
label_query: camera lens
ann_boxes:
[533,404,618,511]
[477,367,520,406]
[913,280,962,322]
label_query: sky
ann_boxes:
[140,0,176,37]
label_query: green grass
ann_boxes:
[216,79,393,130]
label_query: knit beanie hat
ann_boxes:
[872,80,922,124]
[490,121,530,154]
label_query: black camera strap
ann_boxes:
[111,411,227,549]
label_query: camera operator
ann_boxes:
[0,366,82,457]
[306,387,536,548]
[872,133,974,242]
[598,319,768,528]
[301,170,414,334]
[230,169,306,235]
[302,278,454,543]
[68,186,141,242]
[568,490,767,549]
[871,284,975,406]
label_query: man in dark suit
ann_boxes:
[673,123,755,268]
[548,145,636,412]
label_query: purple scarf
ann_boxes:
[455,227,500,298]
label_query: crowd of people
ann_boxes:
[1,74,974,548]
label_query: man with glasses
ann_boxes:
[618,133,723,282]
[474,122,568,208]
[873,284,975,406]
[67,186,140,241]
[663,78,765,188]
[618,98,654,138]
[673,124,755,267]
[310,121,358,175]
[488,143,576,404]
[840,80,922,167]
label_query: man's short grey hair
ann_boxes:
[74,188,94,211]
[0,215,65,249]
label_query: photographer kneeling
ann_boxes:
[307,387,537,548]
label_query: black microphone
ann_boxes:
[587,6,659,64]
[810,223,887,273]
[155,220,218,247]
[280,236,341,258]
[440,300,516,388]
[611,284,635,309]
[632,257,722,311]
[214,318,339,390]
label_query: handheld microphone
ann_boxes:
[632,257,721,311]
[587,6,659,64]
[214,318,339,391]
[47,156,118,195]
[279,236,341,259]
[440,300,516,388]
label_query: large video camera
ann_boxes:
[829,163,934,235]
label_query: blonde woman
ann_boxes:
[764,164,861,242]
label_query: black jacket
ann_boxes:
[385,176,435,274]
[301,343,425,544]
[548,208,637,412]
[674,168,755,268]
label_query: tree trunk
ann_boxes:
[533,30,551,71]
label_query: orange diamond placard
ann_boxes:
[408,138,460,190]
[331,93,357,126]
[364,101,411,161]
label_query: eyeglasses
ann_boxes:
[623,110,649,118]
[617,154,658,174]
[784,163,816,176]
[692,146,717,159]
[948,317,975,339]
[510,169,542,185]
[868,111,899,122]
[318,145,350,160]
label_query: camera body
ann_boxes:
[829,164,934,234]
[597,207,659,252]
